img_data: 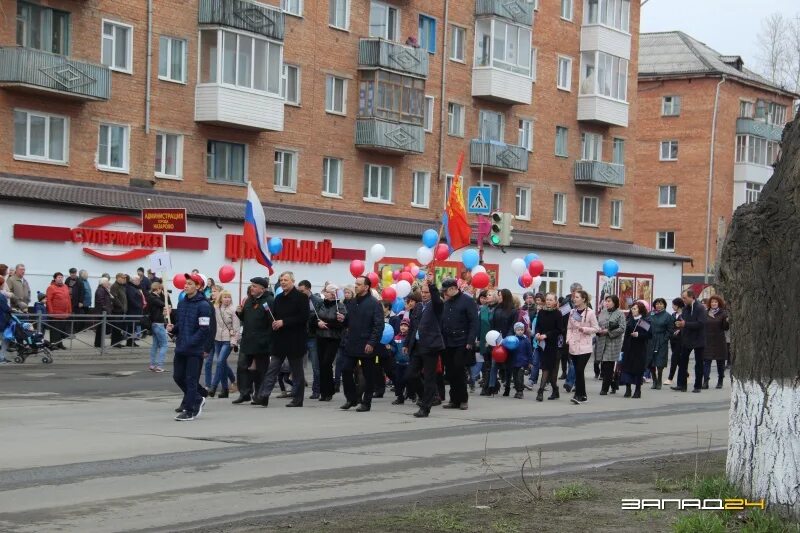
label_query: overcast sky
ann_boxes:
[640,0,798,72]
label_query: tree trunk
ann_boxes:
[718,110,800,520]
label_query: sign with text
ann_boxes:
[150,252,172,274]
[142,208,187,233]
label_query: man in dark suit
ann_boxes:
[405,273,445,418]
[672,289,707,393]
[440,278,479,410]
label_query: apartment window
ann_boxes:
[411,171,431,208]
[561,0,573,20]
[364,164,393,202]
[658,185,677,207]
[158,36,187,83]
[736,135,780,166]
[657,231,675,252]
[274,150,298,192]
[536,270,564,297]
[447,102,465,136]
[329,0,349,30]
[445,174,455,207]
[584,0,631,32]
[581,132,602,161]
[515,187,531,220]
[474,18,533,77]
[479,110,504,142]
[281,0,302,16]
[369,1,399,41]
[98,124,129,171]
[154,133,183,179]
[555,126,569,157]
[610,200,623,229]
[745,182,762,204]
[322,157,343,197]
[423,96,435,132]
[557,56,572,90]
[325,75,347,114]
[519,119,533,152]
[419,15,436,54]
[102,20,133,73]
[13,110,67,163]
[282,64,300,105]
[612,137,625,164]
[488,182,501,211]
[553,193,567,224]
[16,1,69,54]
[579,51,628,100]
[207,140,246,183]
[199,29,282,95]
[660,140,678,161]
[359,71,424,124]
[767,101,787,125]
[450,25,465,61]
[662,95,681,116]
[580,196,599,226]
[739,100,753,118]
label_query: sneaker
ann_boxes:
[664,378,673,385]
[524,384,533,391]
[154,367,165,373]
[148,365,155,372]
[175,411,195,421]
[196,397,207,418]
[570,396,587,405]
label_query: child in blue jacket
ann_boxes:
[391,318,411,405]
[511,322,533,399]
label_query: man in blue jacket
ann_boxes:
[167,273,213,421]
[440,278,479,410]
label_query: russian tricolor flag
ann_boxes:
[244,183,274,275]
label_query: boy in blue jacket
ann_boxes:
[511,322,533,399]
[391,318,411,405]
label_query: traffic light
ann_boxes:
[489,212,514,247]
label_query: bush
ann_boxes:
[552,482,596,502]
[741,509,800,533]
[692,476,739,501]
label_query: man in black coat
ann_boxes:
[233,277,274,405]
[125,275,145,347]
[672,289,707,393]
[405,273,445,418]
[440,278,479,410]
[257,272,309,407]
[338,275,384,412]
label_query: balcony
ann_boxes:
[472,67,532,105]
[577,95,629,127]
[733,163,773,185]
[195,85,284,131]
[475,0,534,26]
[0,47,110,101]
[355,118,425,155]
[469,139,528,173]
[358,39,429,78]
[580,25,631,60]
[574,160,625,187]
[198,0,284,41]
[736,117,784,143]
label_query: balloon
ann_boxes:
[402,265,411,273]
[434,243,450,261]
[472,272,490,289]
[462,249,479,270]
[491,345,508,364]
[603,259,620,277]
[380,323,395,344]
[528,259,545,277]
[422,229,439,248]
[370,243,386,262]
[502,335,520,350]
[471,265,486,275]
[533,276,542,288]
[391,298,405,314]
[395,280,412,298]
[381,266,394,287]
[381,287,397,302]
[410,265,420,277]
[349,259,366,278]
[397,272,413,284]
[275,287,283,296]
[268,237,283,255]
[416,270,426,280]
[172,273,186,290]
[524,253,539,267]
[392,270,402,281]
[511,258,527,276]
[485,330,502,347]
[367,272,380,288]
[416,246,434,265]
[218,265,236,283]
[519,272,533,288]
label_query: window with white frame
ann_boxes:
[423,96,435,132]
[207,140,246,183]
[102,20,133,73]
[329,0,349,29]
[282,64,300,105]
[325,75,347,114]
[561,0,573,21]
[658,185,677,207]
[736,135,780,166]
[411,171,430,208]
[13,110,68,163]
[274,150,298,192]
[583,0,631,32]
[739,100,753,118]
[610,199,622,229]
[555,126,568,156]
[363,164,393,202]
[154,132,183,178]
[660,140,678,161]
[479,110,504,142]
[579,51,627,100]
[535,270,564,296]
[557,56,572,90]
[766,101,787,125]
[519,119,533,152]
[369,1,399,41]
[530,0,540,10]
[612,137,624,164]
[445,174,454,207]
[450,25,465,61]
[199,29,282,95]
[487,182,501,211]
[657,231,675,252]
[447,102,465,136]
[662,95,681,116]
[97,123,128,171]
[419,14,436,54]
[158,36,186,83]
[553,193,566,224]
[358,71,425,124]
[580,196,599,226]
[581,132,602,161]
[474,18,533,77]
[322,157,343,197]
[16,1,69,54]
[745,182,762,203]
[281,0,302,16]
[515,186,531,220]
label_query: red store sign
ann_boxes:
[225,234,365,264]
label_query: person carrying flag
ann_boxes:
[233,277,274,405]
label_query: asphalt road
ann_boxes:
[0,358,731,533]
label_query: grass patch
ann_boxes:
[740,509,800,533]
[552,482,596,502]
[692,475,739,501]
[672,512,727,533]
[490,517,521,533]
[654,475,694,493]
[375,508,469,532]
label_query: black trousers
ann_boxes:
[374,356,395,396]
[677,347,705,390]
[441,346,468,405]
[407,351,438,411]
[48,318,68,346]
[342,356,375,406]
[571,353,591,398]
[317,337,340,398]
[600,360,617,392]
[513,367,527,391]
[260,354,305,403]
[237,352,268,398]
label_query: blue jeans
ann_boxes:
[469,360,483,384]
[211,341,236,390]
[565,358,576,387]
[530,347,541,384]
[149,323,168,368]
[307,338,320,395]
[203,349,215,388]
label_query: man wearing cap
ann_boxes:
[167,273,213,421]
[233,277,274,405]
[440,278,479,410]
[405,272,445,418]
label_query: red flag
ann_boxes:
[444,153,472,251]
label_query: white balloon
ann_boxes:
[370,243,386,262]
[471,265,487,275]
[533,276,542,287]
[395,280,412,298]
[416,246,434,265]
[485,330,502,347]
[511,258,527,276]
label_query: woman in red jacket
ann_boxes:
[46,272,72,350]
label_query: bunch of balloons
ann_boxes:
[511,253,543,289]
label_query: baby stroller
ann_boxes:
[6,314,53,364]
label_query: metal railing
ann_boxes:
[355,117,426,154]
[469,139,529,173]
[573,160,625,187]
[0,47,111,100]
[358,38,429,78]
[198,0,285,40]
[475,0,534,25]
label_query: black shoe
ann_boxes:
[502,387,510,397]
[442,403,460,409]
[218,390,229,399]
[599,390,608,396]
[174,406,185,413]
[564,383,573,393]
[355,403,371,412]
[372,392,384,399]
[536,389,544,402]
[716,379,723,389]
[479,389,490,396]
[259,396,269,407]
[232,395,251,404]
[340,401,355,410]
[692,388,701,393]
[208,387,217,398]
[632,389,641,399]
[319,395,332,402]
[559,373,567,380]
[702,378,709,390]
[174,411,195,421]
[514,391,523,399]
[570,396,586,405]
[286,401,303,407]
[431,398,442,407]
[547,387,560,400]
[670,386,686,392]
[651,381,658,390]
[413,408,429,418]
[392,397,405,405]
[309,393,320,400]
[334,383,341,393]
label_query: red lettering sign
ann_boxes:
[141,208,187,233]
[224,234,363,264]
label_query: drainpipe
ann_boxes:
[145,0,153,134]
[437,0,450,188]
[704,76,725,284]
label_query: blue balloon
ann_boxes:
[603,259,620,277]
[268,237,283,255]
[502,335,520,350]
[462,249,480,270]
[524,253,539,267]
[422,229,439,248]
[274,287,283,296]
[416,270,426,280]
[391,298,405,314]
[380,323,395,344]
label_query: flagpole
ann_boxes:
[238,238,245,304]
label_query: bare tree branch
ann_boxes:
[756,12,790,87]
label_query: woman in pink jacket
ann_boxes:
[566,290,599,405]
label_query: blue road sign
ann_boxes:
[467,186,492,215]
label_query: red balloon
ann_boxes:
[399,272,414,284]
[218,265,236,283]
[381,287,397,302]
[172,273,186,290]
[350,259,365,278]
[434,243,450,261]
[492,345,508,364]
[367,272,380,288]
[393,270,401,281]
[402,265,411,273]
[520,272,533,288]
[528,259,545,277]
[472,272,490,289]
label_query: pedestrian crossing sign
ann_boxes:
[467,186,492,215]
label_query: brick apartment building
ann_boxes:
[0,0,684,302]
[635,31,798,289]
